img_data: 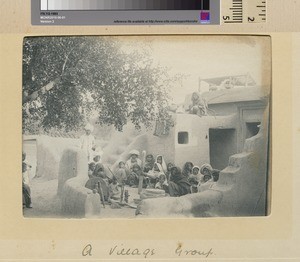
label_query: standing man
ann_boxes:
[79,123,96,162]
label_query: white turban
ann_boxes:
[129,149,140,156]
[84,123,94,132]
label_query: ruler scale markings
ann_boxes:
[223,0,243,24]
[222,0,267,24]
[246,0,267,23]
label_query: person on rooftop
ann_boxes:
[189,92,208,117]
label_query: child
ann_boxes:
[88,162,96,178]
[108,177,121,201]
[143,154,155,173]
[197,174,214,193]
[22,162,32,208]
[155,173,168,193]
[211,169,220,182]
[115,161,127,185]
[188,166,202,186]
[127,164,142,187]
[200,163,213,178]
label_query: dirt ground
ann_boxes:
[23,177,138,218]
[23,139,137,219]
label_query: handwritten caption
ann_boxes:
[82,243,214,259]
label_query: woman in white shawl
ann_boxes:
[147,162,163,179]
[155,155,167,173]
[146,155,167,186]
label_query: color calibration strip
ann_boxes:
[32,0,220,25]
[41,0,210,11]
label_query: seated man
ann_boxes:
[85,163,109,201]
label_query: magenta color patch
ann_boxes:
[200,11,210,22]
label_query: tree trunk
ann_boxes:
[22,78,60,105]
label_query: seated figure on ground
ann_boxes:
[211,169,220,182]
[88,162,96,178]
[146,162,165,188]
[155,173,169,193]
[168,166,191,197]
[188,166,202,193]
[197,173,215,193]
[165,162,174,183]
[85,163,109,201]
[182,161,194,177]
[199,163,213,182]
[155,155,167,173]
[143,154,155,173]
[125,149,142,174]
[127,163,144,188]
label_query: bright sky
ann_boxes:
[119,35,271,104]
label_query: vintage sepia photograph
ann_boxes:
[22,35,271,218]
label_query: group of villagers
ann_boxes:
[114,150,219,197]
[81,123,220,203]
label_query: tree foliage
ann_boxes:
[22,36,176,133]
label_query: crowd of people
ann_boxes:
[85,145,220,201]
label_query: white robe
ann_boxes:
[79,134,95,161]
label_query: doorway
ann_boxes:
[209,128,237,170]
[245,122,261,139]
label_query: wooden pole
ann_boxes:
[97,181,105,208]
[138,150,146,195]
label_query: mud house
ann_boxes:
[146,85,269,170]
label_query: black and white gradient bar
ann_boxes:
[40,0,210,10]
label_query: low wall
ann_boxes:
[136,190,223,217]
[58,147,101,218]
[57,147,88,196]
[35,135,79,180]
[211,132,268,216]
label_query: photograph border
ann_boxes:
[0,0,299,260]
